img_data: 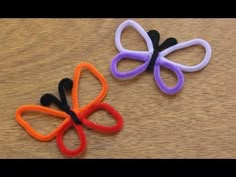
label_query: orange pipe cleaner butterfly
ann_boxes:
[15,62,124,157]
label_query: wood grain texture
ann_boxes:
[0,18,235,158]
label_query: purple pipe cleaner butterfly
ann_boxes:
[110,20,212,95]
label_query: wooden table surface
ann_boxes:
[0,18,235,158]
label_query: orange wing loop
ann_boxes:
[71,62,108,112]
[16,105,70,141]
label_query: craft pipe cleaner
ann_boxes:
[16,62,123,157]
[110,20,212,95]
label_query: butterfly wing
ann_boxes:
[152,38,211,94]
[159,38,212,72]
[115,19,154,54]
[153,59,184,95]
[71,62,108,112]
[56,120,87,157]
[110,52,151,80]
[111,19,155,80]
[80,103,123,133]
[16,105,70,141]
